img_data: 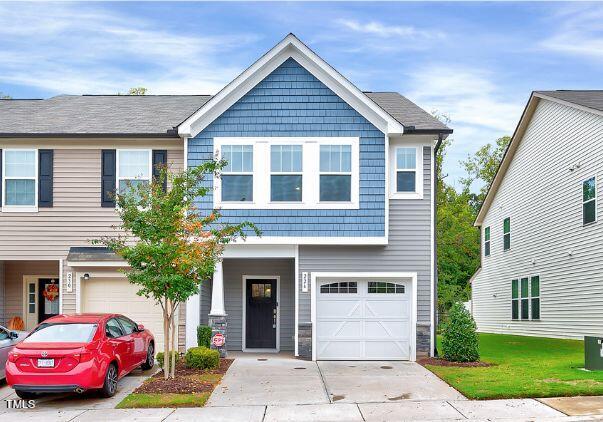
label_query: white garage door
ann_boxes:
[316,279,411,360]
[81,278,168,351]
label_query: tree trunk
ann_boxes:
[163,299,170,380]
[170,303,177,379]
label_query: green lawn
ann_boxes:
[116,392,210,408]
[425,333,603,399]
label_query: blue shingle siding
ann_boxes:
[188,58,385,237]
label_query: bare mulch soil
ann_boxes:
[135,359,233,394]
[419,357,493,368]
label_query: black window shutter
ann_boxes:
[38,149,54,207]
[101,149,116,207]
[152,150,168,192]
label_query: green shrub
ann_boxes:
[197,325,212,348]
[441,302,480,362]
[155,351,179,368]
[185,346,219,370]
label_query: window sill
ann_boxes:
[1,206,38,213]
[390,192,423,200]
[215,201,360,210]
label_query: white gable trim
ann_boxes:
[178,34,404,138]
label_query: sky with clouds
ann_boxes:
[1,2,601,186]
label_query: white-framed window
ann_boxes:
[583,176,597,225]
[271,145,302,202]
[319,144,352,202]
[395,147,417,193]
[116,149,152,197]
[221,145,254,202]
[511,275,540,321]
[2,149,38,212]
[214,137,359,209]
[389,141,424,199]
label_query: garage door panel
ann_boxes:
[318,300,361,318]
[81,278,168,352]
[364,320,409,339]
[365,341,409,359]
[365,300,409,318]
[318,341,362,360]
[317,320,362,337]
[316,279,411,360]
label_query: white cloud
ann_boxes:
[0,3,259,95]
[540,4,603,60]
[406,66,525,185]
[337,18,445,40]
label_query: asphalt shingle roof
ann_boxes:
[536,90,603,113]
[0,92,449,136]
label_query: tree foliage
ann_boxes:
[460,135,511,211]
[94,161,258,379]
[127,87,148,96]
[434,111,510,324]
[0,92,11,99]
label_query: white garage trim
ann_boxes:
[311,271,417,362]
[241,275,281,353]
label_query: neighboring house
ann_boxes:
[472,90,603,340]
[0,34,451,360]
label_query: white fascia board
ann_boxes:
[66,260,128,268]
[231,236,387,245]
[222,244,296,258]
[178,34,403,138]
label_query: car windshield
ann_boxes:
[23,323,98,343]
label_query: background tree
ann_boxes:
[433,112,510,323]
[460,135,511,211]
[95,162,258,379]
[0,92,12,99]
[127,87,148,95]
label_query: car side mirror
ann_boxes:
[137,324,145,332]
[9,331,19,339]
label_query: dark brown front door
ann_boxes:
[245,279,277,349]
[38,278,60,323]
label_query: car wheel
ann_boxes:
[141,343,155,370]
[100,363,118,398]
[15,390,37,400]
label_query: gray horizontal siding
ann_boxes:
[298,145,433,327]
[221,258,295,351]
[472,99,603,339]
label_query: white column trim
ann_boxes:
[209,261,226,316]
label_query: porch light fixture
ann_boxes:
[83,273,90,280]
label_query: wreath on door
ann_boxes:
[43,282,59,302]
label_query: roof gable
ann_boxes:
[178,34,405,138]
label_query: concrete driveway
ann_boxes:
[207,353,463,407]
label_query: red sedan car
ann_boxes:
[5,314,155,399]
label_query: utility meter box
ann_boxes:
[584,336,603,371]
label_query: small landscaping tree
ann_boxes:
[94,161,258,379]
[441,302,479,362]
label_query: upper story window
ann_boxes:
[271,145,302,202]
[2,149,37,210]
[117,150,151,195]
[319,145,352,202]
[395,147,417,193]
[583,176,597,225]
[484,226,491,256]
[221,145,253,202]
[214,137,359,209]
[389,141,423,200]
[503,217,511,251]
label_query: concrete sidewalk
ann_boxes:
[0,399,595,421]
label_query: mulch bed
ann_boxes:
[419,357,493,368]
[134,358,233,394]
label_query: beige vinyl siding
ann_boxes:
[472,99,603,339]
[3,260,59,323]
[0,261,4,325]
[0,145,183,259]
